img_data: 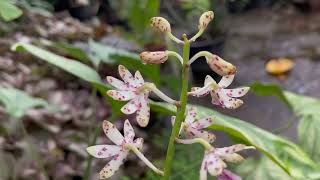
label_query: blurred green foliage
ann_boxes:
[0,0,23,21]
[0,88,53,118]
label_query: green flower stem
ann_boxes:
[163,34,190,180]
[188,51,212,65]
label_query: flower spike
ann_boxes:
[107,65,178,126]
[172,107,216,143]
[150,17,184,44]
[189,75,250,109]
[86,120,163,179]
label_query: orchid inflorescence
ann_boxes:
[87,11,254,180]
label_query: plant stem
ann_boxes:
[163,35,190,180]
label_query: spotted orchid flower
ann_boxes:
[171,107,215,143]
[199,144,254,180]
[107,65,176,127]
[189,75,249,109]
[87,120,163,179]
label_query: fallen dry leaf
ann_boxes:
[266,58,295,75]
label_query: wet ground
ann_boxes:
[191,8,320,142]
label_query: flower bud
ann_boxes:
[198,11,214,30]
[206,54,236,76]
[150,17,171,33]
[140,51,168,64]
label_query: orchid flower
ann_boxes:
[199,144,254,180]
[87,120,163,179]
[171,107,215,143]
[107,65,177,127]
[189,75,249,109]
[176,138,253,180]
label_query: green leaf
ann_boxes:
[52,42,90,62]
[151,102,320,179]
[250,82,291,107]
[0,88,51,118]
[235,157,292,180]
[285,92,320,163]
[11,42,124,116]
[12,42,102,85]
[0,0,23,21]
[251,82,320,164]
[88,40,161,85]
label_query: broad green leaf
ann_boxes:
[235,157,292,180]
[11,42,123,116]
[0,88,51,118]
[251,82,320,164]
[0,0,23,21]
[251,82,291,107]
[88,40,161,85]
[52,42,90,62]
[12,43,102,85]
[151,102,320,179]
[285,92,320,163]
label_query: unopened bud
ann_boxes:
[150,17,171,33]
[140,51,168,64]
[206,54,236,76]
[199,11,214,30]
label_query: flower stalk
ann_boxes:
[127,144,164,175]
[163,34,190,180]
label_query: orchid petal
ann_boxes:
[200,155,208,180]
[206,154,224,176]
[124,120,135,143]
[186,107,197,124]
[187,126,216,143]
[86,145,122,159]
[106,76,128,90]
[218,75,235,88]
[189,84,212,97]
[118,65,137,87]
[193,117,214,129]
[121,96,140,114]
[107,90,137,101]
[99,151,128,179]
[136,94,150,127]
[204,75,216,86]
[134,71,144,85]
[215,144,250,156]
[217,169,242,180]
[216,90,243,109]
[221,153,244,163]
[103,121,124,146]
[222,87,250,98]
